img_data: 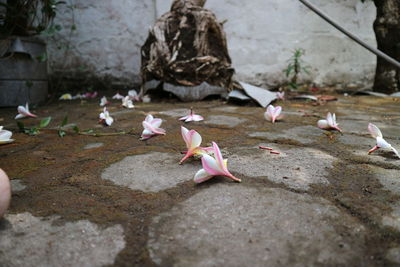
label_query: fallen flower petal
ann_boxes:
[100,96,110,106]
[112,92,124,100]
[264,105,282,123]
[59,93,72,100]
[0,126,14,145]
[259,146,273,150]
[180,126,212,164]
[368,123,400,158]
[99,107,114,126]
[122,96,135,109]
[317,112,342,132]
[128,90,141,102]
[140,114,166,140]
[72,93,85,100]
[84,91,98,99]
[15,103,37,119]
[179,108,204,123]
[270,151,281,155]
[276,91,285,100]
[194,142,241,183]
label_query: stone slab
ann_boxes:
[229,145,334,190]
[101,152,201,192]
[148,185,367,266]
[206,115,247,128]
[0,213,125,267]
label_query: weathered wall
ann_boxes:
[48,0,156,88]
[48,0,376,88]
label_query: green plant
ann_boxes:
[17,116,52,135]
[0,0,66,38]
[283,48,310,90]
[58,115,68,137]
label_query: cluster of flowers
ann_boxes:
[2,96,399,184]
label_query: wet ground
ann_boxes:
[1,95,400,266]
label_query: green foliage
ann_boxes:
[58,115,68,137]
[283,49,311,90]
[17,117,52,136]
[0,0,66,37]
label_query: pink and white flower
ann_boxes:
[99,107,114,126]
[276,91,285,100]
[72,93,85,100]
[317,112,342,132]
[0,126,14,145]
[194,142,241,183]
[368,123,399,158]
[179,108,204,122]
[180,126,212,164]
[15,103,37,119]
[84,91,98,99]
[100,96,110,106]
[112,92,124,100]
[264,105,282,123]
[128,90,141,102]
[122,96,135,109]
[140,114,166,140]
[122,96,134,108]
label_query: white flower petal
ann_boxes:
[194,168,213,183]
[377,136,391,149]
[190,131,202,149]
[317,119,329,129]
[105,116,113,126]
[368,123,383,139]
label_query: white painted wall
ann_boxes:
[49,0,377,88]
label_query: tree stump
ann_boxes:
[373,0,400,93]
[140,0,234,99]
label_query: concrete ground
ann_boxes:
[1,95,400,266]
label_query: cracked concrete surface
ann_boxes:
[1,95,400,266]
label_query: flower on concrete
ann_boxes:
[15,103,37,119]
[264,105,282,123]
[72,93,85,100]
[122,96,135,109]
[112,92,124,100]
[179,108,204,123]
[84,91,98,99]
[180,126,212,164]
[194,142,241,183]
[99,107,114,126]
[0,126,14,145]
[59,93,72,100]
[128,90,141,102]
[368,123,399,158]
[100,96,110,106]
[140,114,166,140]
[317,112,342,132]
[276,91,285,100]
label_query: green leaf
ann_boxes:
[39,117,52,128]
[84,129,94,134]
[17,121,25,132]
[28,128,39,135]
[36,53,48,62]
[58,130,66,138]
[73,125,80,133]
[60,116,68,127]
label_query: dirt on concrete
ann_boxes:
[1,95,400,266]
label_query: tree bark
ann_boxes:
[140,0,234,93]
[373,0,400,93]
